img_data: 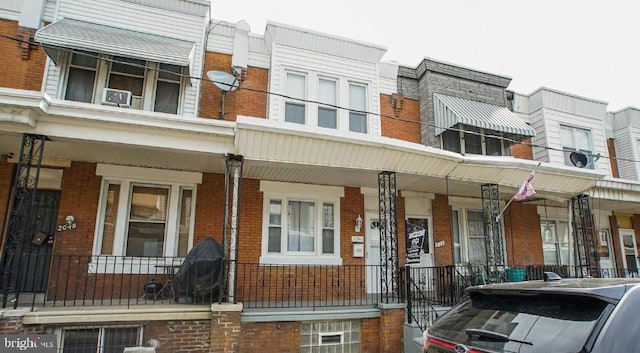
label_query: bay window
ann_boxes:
[261,181,342,265]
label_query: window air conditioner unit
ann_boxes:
[102,88,132,107]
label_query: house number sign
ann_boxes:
[57,222,77,232]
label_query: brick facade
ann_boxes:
[199,52,269,121]
[511,138,534,160]
[0,19,46,91]
[380,94,421,144]
[503,201,543,266]
[432,194,453,266]
[239,321,300,353]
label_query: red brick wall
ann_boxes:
[342,187,365,266]
[0,20,46,91]
[240,321,300,353]
[379,307,405,353]
[199,52,269,121]
[147,320,212,353]
[362,317,380,353]
[193,173,226,245]
[511,138,533,160]
[0,158,14,242]
[608,138,620,178]
[54,162,101,255]
[432,194,453,266]
[380,94,422,144]
[503,201,543,265]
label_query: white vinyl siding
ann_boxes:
[268,43,381,136]
[42,0,206,116]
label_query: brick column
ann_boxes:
[378,303,405,353]
[210,303,242,353]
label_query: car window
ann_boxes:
[428,293,608,353]
[591,286,640,353]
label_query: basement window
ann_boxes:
[301,320,360,353]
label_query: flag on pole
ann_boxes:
[513,163,540,201]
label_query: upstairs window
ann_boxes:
[318,78,337,129]
[63,52,184,114]
[285,72,306,124]
[349,83,367,133]
[441,124,511,156]
[561,125,594,169]
[65,52,98,103]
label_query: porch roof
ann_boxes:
[235,116,604,201]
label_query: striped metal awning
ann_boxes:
[35,18,195,67]
[434,94,535,138]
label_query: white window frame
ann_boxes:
[450,201,507,265]
[540,220,571,266]
[279,67,371,134]
[61,52,185,114]
[58,325,143,353]
[317,76,338,129]
[560,125,594,169]
[91,165,200,273]
[284,70,307,124]
[348,82,368,133]
[260,181,343,265]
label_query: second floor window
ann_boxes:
[561,125,594,169]
[441,124,510,156]
[285,72,306,124]
[349,83,367,133]
[64,52,184,114]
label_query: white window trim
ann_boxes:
[348,81,369,134]
[441,126,510,156]
[284,70,308,124]
[280,67,373,135]
[91,165,201,273]
[560,124,594,167]
[259,181,343,265]
[450,201,507,265]
[61,52,185,114]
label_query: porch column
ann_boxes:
[378,171,399,302]
[481,184,505,277]
[0,134,47,308]
[572,194,599,277]
[221,154,244,303]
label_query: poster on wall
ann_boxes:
[406,218,427,264]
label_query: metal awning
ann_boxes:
[35,18,195,67]
[434,94,535,138]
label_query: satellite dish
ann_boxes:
[207,70,239,92]
[569,152,589,168]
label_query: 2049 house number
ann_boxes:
[57,223,77,232]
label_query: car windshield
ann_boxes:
[428,293,609,353]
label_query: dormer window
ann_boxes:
[35,18,195,115]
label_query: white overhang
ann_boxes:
[35,18,196,67]
[434,94,535,138]
[235,116,604,200]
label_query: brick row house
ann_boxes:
[1,0,640,352]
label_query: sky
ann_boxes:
[211,0,639,112]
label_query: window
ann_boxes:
[65,52,97,103]
[467,211,486,264]
[285,72,306,124]
[348,83,367,133]
[261,181,342,265]
[318,78,337,129]
[94,165,199,261]
[441,124,511,156]
[541,220,570,265]
[561,125,594,169]
[301,321,360,353]
[61,326,141,353]
[63,51,184,113]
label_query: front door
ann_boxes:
[9,190,60,292]
[365,214,381,294]
[619,229,639,277]
[597,230,615,277]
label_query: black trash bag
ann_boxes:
[172,237,224,303]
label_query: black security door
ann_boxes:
[17,190,59,292]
